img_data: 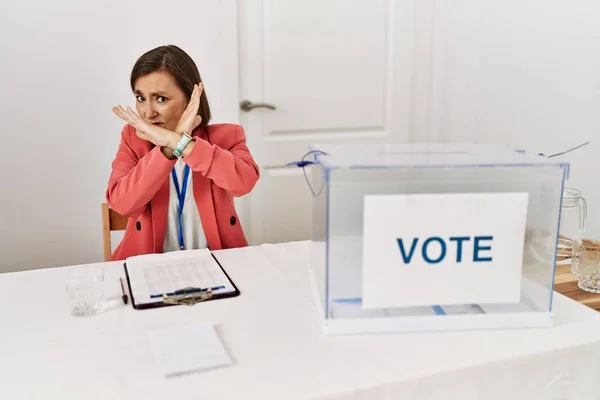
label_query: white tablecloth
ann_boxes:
[1,241,600,399]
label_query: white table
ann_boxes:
[2,241,600,399]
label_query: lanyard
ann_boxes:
[171,164,191,250]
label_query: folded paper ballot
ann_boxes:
[147,322,233,377]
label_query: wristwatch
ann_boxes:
[173,132,193,158]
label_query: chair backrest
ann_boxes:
[101,203,128,261]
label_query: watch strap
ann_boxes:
[173,132,192,158]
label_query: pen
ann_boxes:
[119,277,129,304]
[150,285,226,299]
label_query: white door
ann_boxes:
[238,0,417,245]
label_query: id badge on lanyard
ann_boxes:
[171,164,191,250]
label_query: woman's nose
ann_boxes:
[143,104,157,119]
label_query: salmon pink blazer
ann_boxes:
[106,123,259,261]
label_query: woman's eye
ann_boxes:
[157,96,167,103]
[136,95,144,102]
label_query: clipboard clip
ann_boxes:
[161,287,213,306]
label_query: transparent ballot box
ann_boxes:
[308,143,569,335]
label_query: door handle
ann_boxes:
[240,100,276,112]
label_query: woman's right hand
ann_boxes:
[175,83,203,134]
[112,106,174,148]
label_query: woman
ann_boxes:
[106,45,259,261]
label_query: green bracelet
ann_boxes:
[173,132,192,158]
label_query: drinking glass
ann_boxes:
[577,239,600,293]
[66,266,105,317]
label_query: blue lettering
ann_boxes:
[397,236,493,264]
[474,236,493,262]
[422,237,446,264]
[449,236,470,262]
[396,238,419,263]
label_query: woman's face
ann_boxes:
[133,71,188,131]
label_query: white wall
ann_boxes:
[1,0,599,271]
[0,0,239,272]
[412,0,600,238]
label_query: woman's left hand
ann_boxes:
[175,83,203,135]
[112,106,174,148]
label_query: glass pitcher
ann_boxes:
[557,188,587,274]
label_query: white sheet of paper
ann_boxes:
[362,192,529,308]
[126,249,236,306]
[147,322,233,378]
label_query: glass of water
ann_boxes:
[577,239,600,293]
[66,266,105,317]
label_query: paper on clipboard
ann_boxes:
[125,249,237,306]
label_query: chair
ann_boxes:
[101,203,129,261]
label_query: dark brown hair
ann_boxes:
[130,45,211,128]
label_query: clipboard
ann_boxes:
[123,252,240,310]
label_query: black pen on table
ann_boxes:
[119,277,129,304]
